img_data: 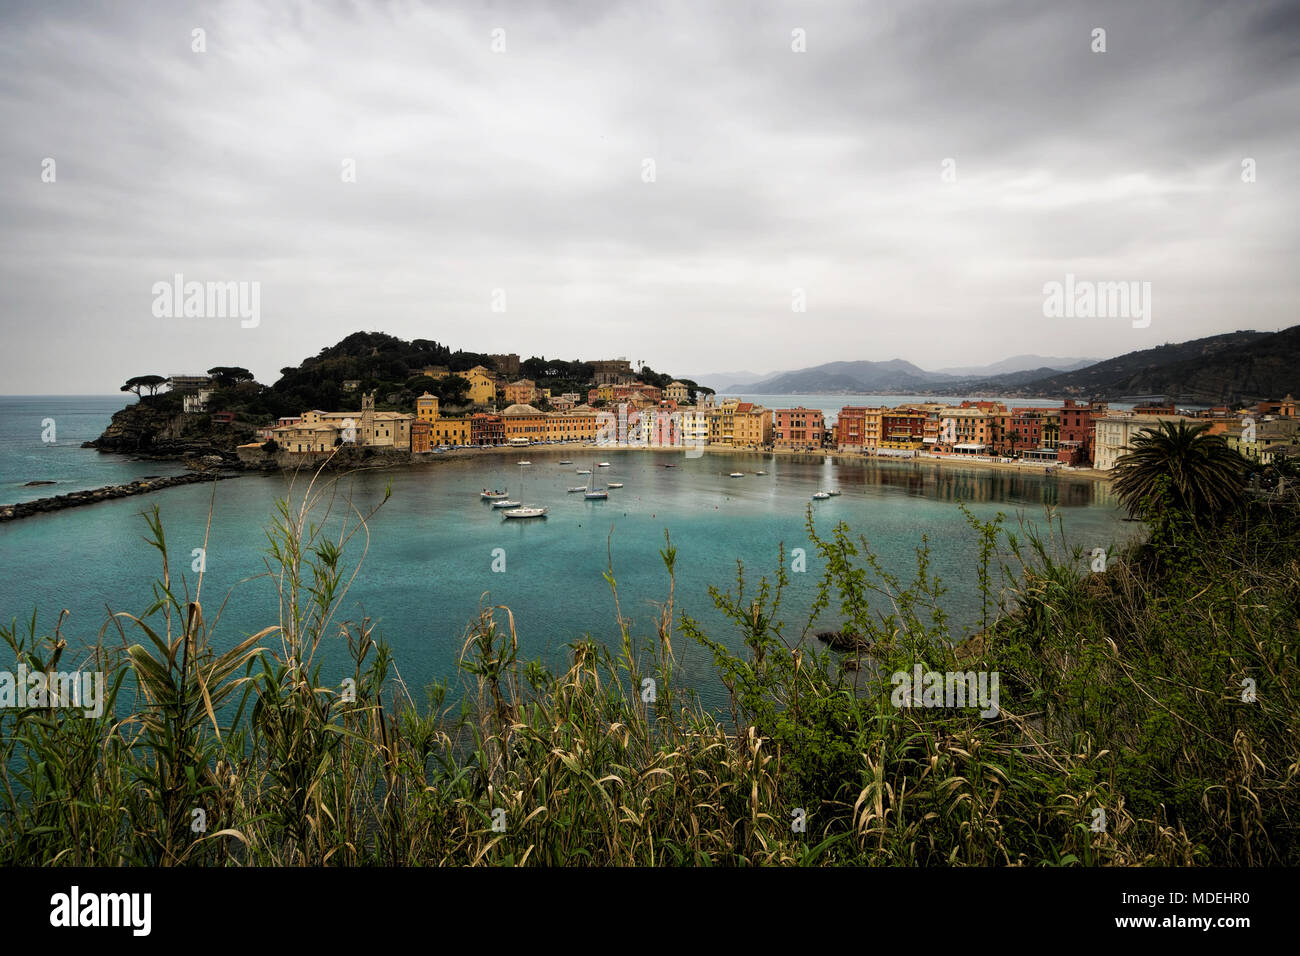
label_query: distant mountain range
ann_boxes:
[715,330,1298,403]
[692,355,1097,394]
[932,355,1100,377]
[725,355,1101,395]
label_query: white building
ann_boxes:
[1093,413,1189,471]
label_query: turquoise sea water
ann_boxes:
[0,396,1136,713]
[0,395,184,503]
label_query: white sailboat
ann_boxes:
[503,461,547,518]
[584,462,608,499]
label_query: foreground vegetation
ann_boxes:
[2,441,1297,866]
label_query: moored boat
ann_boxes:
[480,489,509,500]
[607,482,623,488]
[503,506,547,519]
[492,499,522,508]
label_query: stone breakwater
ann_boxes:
[1,472,241,522]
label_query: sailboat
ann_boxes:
[503,461,547,518]
[584,462,608,500]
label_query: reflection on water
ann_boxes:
[794,456,1119,508]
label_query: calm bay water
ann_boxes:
[0,396,1136,713]
[0,395,184,503]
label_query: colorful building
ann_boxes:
[834,406,869,452]
[430,417,471,446]
[469,413,504,446]
[1092,413,1188,471]
[732,403,773,448]
[411,420,433,453]
[271,393,413,452]
[504,379,537,405]
[416,392,440,422]
[1058,400,1108,465]
[879,409,926,452]
[773,407,825,451]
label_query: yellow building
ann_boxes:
[431,417,471,446]
[416,392,440,422]
[504,379,537,405]
[666,381,690,403]
[732,403,772,447]
[543,408,600,442]
[423,365,497,405]
[708,398,740,445]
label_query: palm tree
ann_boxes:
[1112,420,1245,521]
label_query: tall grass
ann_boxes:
[1,458,1296,866]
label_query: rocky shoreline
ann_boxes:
[1,472,243,523]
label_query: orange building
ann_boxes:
[732,403,773,447]
[411,420,433,453]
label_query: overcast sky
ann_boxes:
[2,0,1297,394]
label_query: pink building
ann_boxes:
[773,407,825,451]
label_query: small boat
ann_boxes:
[517,460,531,466]
[503,506,547,519]
[480,489,509,500]
[597,462,611,467]
[664,464,677,468]
[729,472,745,478]
[583,464,607,499]
[607,482,624,488]
[812,491,831,500]
[558,460,573,465]
[755,471,766,475]
[826,489,841,496]
[502,462,546,519]
[576,468,591,475]
[567,485,587,493]
[492,499,522,509]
